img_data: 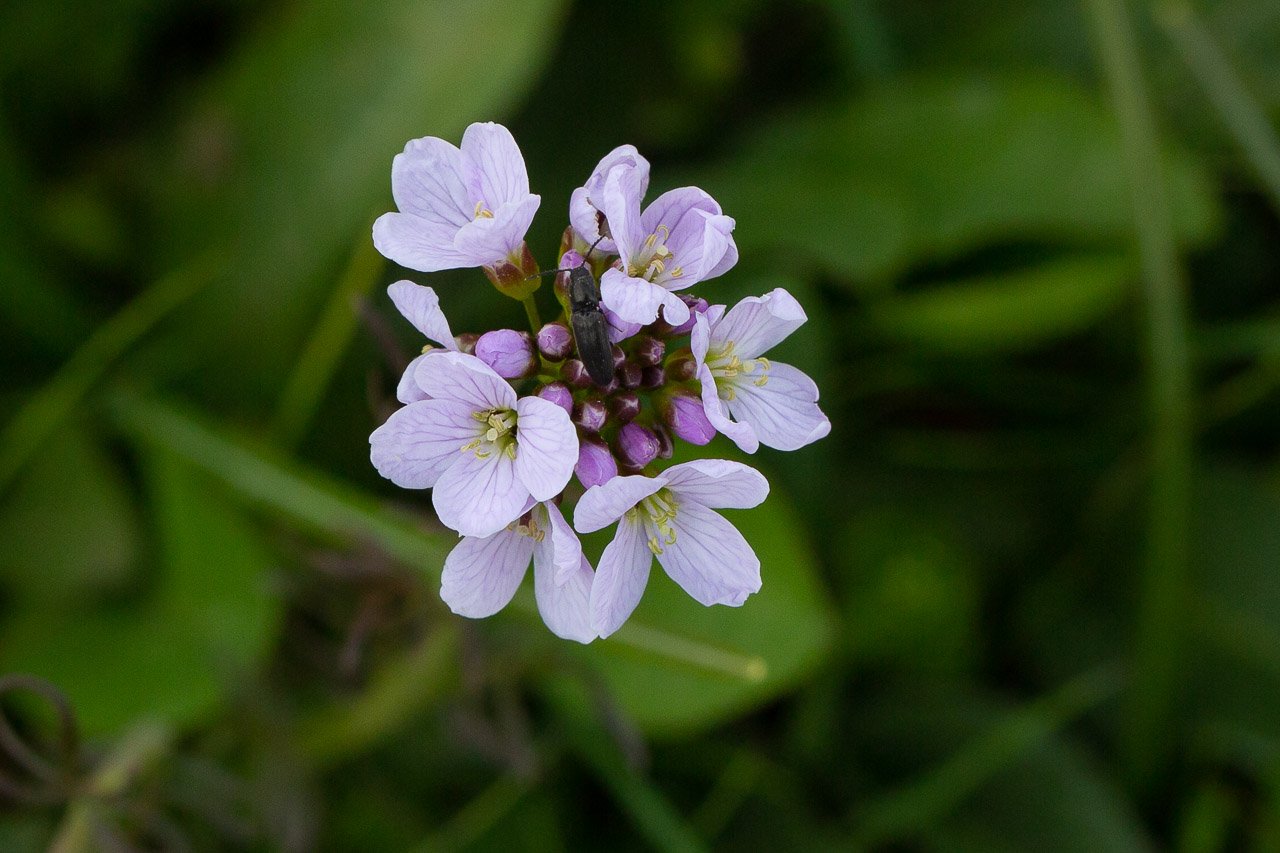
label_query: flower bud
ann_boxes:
[633,335,666,366]
[455,332,479,355]
[575,436,618,489]
[641,365,665,389]
[609,390,641,423]
[482,242,540,300]
[662,391,715,445]
[536,382,573,416]
[604,306,642,344]
[474,329,536,379]
[573,398,607,433]
[611,345,626,369]
[618,361,643,389]
[554,250,586,311]
[563,359,593,389]
[537,323,573,361]
[665,352,697,382]
[653,424,674,459]
[616,423,660,470]
[666,295,710,336]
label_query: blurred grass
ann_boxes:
[2,0,1280,849]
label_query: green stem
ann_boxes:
[521,295,542,333]
[1085,0,1195,794]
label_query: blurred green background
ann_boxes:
[2,0,1280,849]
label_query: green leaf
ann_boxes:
[696,74,1219,286]
[145,0,567,402]
[0,448,281,736]
[0,425,140,604]
[866,253,1134,354]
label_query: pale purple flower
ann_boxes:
[575,436,617,489]
[442,499,595,643]
[537,323,573,361]
[369,352,578,538]
[387,280,458,404]
[373,122,540,272]
[692,288,831,453]
[474,329,536,379]
[536,382,573,415]
[570,145,650,255]
[596,165,738,327]
[574,460,769,638]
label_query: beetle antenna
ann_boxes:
[523,234,609,281]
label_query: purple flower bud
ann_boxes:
[618,361,643,389]
[665,352,697,382]
[537,323,573,361]
[474,329,536,378]
[616,423,660,469]
[573,398,607,433]
[609,390,641,423]
[455,332,479,355]
[663,391,716,445]
[641,365,665,389]
[633,336,666,366]
[611,345,626,369]
[575,436,618,489]
[654,424,674,459]
[536,382,574,416]
[668,295,710,336]
[563,359,593,389]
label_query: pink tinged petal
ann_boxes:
[387,281,456,349]
[601,164,647,262]
[372,212,474,272]
[396,354,430,404]
[590,515,652,638]
[453,194,540,266]
[432,450,529,538]
[603,305,643,344]
[574,474,667,534]
[726,361,832,451]
[414,351,517,411]
[640,186,721,237]
[461,122,530,208]
[697,363,759,454]
[535,551,596,643]
[390,136,471,226]
[571,146,649,254]
[662,459,770,509]
[702,228,739,281]
[369,399,479,489]
[661,210,735,287]
[513,396,579,501]
[710,288,807,359]
[542,501,584,586]
[441,528,534,618]
[656,502,761,607]
[600,269,690,327]
[690,310,714,366]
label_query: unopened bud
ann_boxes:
[616,423,660,469]
[573,398,607,433]
[575,436,618,489]
[618,361,643,389]
[654,424,674,459]
[662,391,715,445]
[611,345,626,369]
[474,329,536,379]
[563,359,593,389]
[665,352,697,382]
[655,294,709,337]
[536,382,574,416]
[633,336,666,366]
[641,365,665,389]
[537,323,573,361]
[609,390,641,423]
[554,250,586,310]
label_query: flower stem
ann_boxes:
[521,295,542,333]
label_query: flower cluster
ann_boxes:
[370,122,830,643]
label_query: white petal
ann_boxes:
[460,122,530,208]
[656,502,761,607]
[574,474,667,534]
[441,528,534,618]
[453,194,540,266]
[542,501,584,587]
[513,396,579,501]
[697,364,759,454]
[387,281,456,349]
[373,212,472,272]
[534,547,595,643]
[414,351,517,411]
[590,515,652,638]
[396,353,430,404]
[390,136,472,227]
[601,163,647,262]
[600,269,690,327]
[691,310,713,367]
[662,460,770,509]
[432,450,529,538]
[726,361,831,451]
[369,399,478,489]
[710,288,807,359]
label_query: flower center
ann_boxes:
[473,200,494,220]
[508,509,545,541]
[459,408,518,460]
[634,488,680,555]
[707,341,770,401]
[627,224,684,282]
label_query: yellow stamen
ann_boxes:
[473,200,494,219]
